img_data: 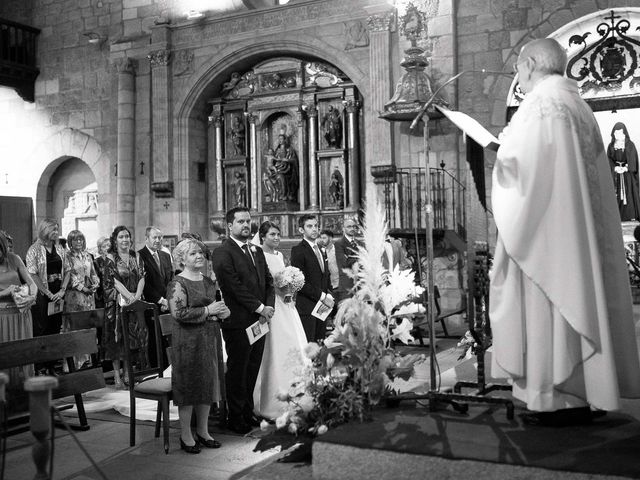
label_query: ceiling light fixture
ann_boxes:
[186,10,205,20]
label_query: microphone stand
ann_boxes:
[394,69,515,419]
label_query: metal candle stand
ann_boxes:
[451,243,514,419]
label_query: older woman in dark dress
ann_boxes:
[167,238,229,454]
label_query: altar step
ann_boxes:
[311,404,640,480]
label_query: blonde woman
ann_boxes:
[167,238,229,453]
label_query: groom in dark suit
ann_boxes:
[138,226,174,367]
[212,207,275,434]
[291,214,334,342]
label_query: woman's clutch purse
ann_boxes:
[11,285,32,314]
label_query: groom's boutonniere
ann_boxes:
[250,245,257,254]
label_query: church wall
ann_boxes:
[2,0,636,255]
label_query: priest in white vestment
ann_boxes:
[490,38,640,424]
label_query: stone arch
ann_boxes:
[173,39,368,232]
[31,128,111,233]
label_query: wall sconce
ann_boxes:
[186,10,205,20]
[139,161,145,175]
[83,32,105,46]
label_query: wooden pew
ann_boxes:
[0,329,105,433]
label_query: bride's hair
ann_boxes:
[258,221,280,244]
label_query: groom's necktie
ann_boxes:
[242,244,255,266]
[313,244,325,272]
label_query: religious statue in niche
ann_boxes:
[322,105,343,149]
[328,167,344,208]
[233,171,247,206]
[229,115,246,156]
[263,129,299,203]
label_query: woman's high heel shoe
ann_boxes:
[196,433,222,449]
[180,438,201,454]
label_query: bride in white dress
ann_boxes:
[253,221,309,420]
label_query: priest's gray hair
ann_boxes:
[173,238,205,269]
[521,38,567,76]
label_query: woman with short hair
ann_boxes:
[63,230,99,313]
[167,238,229,453]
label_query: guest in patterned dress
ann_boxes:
[26,218,67,374]
[63,230,99,313]
[62,230,100,368]
[93,236,110,309]
[167,238,229,453]
[0,231,37,386]
[102,226,145,390]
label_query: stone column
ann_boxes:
[115,57,137,229]
[296,106,306,210]
[248,114,258,211]
[148,48,173,197]
[346,100,361,210]
[365,5,394,172]
[308,106,319,210]
[212,115,224,214]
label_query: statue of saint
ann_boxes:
[233,171,247,206]
[229,115,245,156]
[322,105,342,148]
[272,133,299,201]
[328,167,344,207]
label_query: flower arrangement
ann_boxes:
[259,197,426,452]
[273,266,305,303]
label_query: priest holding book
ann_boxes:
[489,38,640,426]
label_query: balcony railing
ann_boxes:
[372,165,466,241]
[0,17,40,102]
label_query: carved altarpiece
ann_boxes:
[208,58,362,238]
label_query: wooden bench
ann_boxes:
[0,329,105,433]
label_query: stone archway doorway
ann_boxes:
[41,157,99,249]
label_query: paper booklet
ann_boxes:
[47,299,64,316]
[311,299,332,322]
[246,319,270,345]
[435,105,500,152]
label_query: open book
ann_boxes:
[435,105,500,151]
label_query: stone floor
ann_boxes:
[3,308,640,480]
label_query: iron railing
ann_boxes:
[376,166,466,240]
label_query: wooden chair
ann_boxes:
[434,288,467,338]
[0,329,105,434]
[120,300,172,453]
[412,287,467,344]
[61,308,104,368]
[158,312,228,427]
[158,313,173,366]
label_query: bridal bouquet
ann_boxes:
[274,266,305,303]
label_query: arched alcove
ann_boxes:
[174,40,367,238]
[32,128,111,239]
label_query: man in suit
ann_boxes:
[138,226,174,367]
[212,207,275,434]
[333,217,360,303]
[290,214,334,342]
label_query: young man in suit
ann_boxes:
[290,214,334,342]
[138,226,174,367]
[212,207,275,434]
[333,217,360,303]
